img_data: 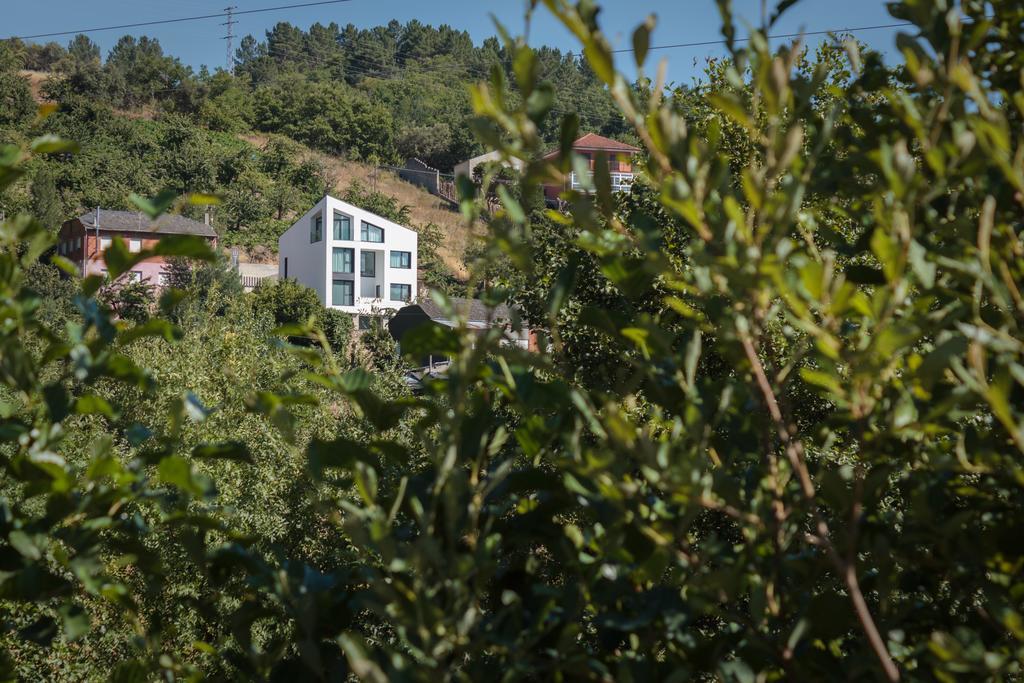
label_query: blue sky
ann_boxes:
[7,0,900,84]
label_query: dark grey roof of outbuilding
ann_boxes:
[76,210,218,238]
[415,297,515,324]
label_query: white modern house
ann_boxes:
[278,195,418,320]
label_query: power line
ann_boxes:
[3,0,357,42]
[610,21,914,54]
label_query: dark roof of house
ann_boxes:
[415,297,514,324]
[544,133,642,159]
[75,210,218,238]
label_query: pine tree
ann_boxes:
[31,166,64,233]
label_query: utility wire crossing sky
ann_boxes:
[4,0,902,84]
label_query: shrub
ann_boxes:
[251,277,352,352]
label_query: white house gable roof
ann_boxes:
[278,195,417,243]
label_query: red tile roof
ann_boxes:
[543,133,641,159]
[572,133,641,152]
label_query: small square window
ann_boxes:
[127,271,142,283]
[390,251,412,269]
[100,237,112,250]
[129,238,142,253]
[389,283,411,303]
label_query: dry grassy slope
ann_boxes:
[18,70,50,102]
[240,134,476,278]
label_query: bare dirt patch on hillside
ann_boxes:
[18,70,51,103]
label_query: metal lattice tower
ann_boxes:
[222,6,238,73]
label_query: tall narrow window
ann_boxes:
[390,251,412,269]
[284,257,288,278]
[361,251,376,277]
[311,214,323,243]
[333,212,352,240]
[333,248,354,274]
[390,284,411,302]
[332,280,354,307]
[360,221,384,243]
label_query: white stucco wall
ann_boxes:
[279,195,418,317]
[278,199,328,303]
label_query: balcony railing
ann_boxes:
[570,171,634,193]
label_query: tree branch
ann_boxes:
[739,329,900,683]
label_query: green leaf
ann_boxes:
[8,530,42,560]
[846,265,887,285]
[158,455,207,497]
[30,135,80,155]
[192,442,252,464]
[129,189,178,219]
[74,394,119,420]
[59,603,91,641]
[632,15,656,69]
[871,228,903,282]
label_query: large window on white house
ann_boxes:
[390,283,411,302]
[333,248,354,274]
[361,221,384,243]
[390,251,412,269]
[360,251,376,277]
[333,212,352,240]
[311,214,323,243]
[333,280,354,307]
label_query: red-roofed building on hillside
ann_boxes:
[57,210,218,287]
[541,133,642,204]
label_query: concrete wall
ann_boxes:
[453,150,525,180]
[398,158,440,195]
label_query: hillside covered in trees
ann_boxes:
[0,19,629,269]
[3,0,1023,680]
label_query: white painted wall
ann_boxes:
[279,195,418,317]
[278,199,328,303]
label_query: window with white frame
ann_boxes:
[360,221,384,243]
[129,238,142,253]
[100,237,112,250]
[390,250,412,269]
[127,271,142,283]
[333,212,352,240]
[390,283,411,302]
